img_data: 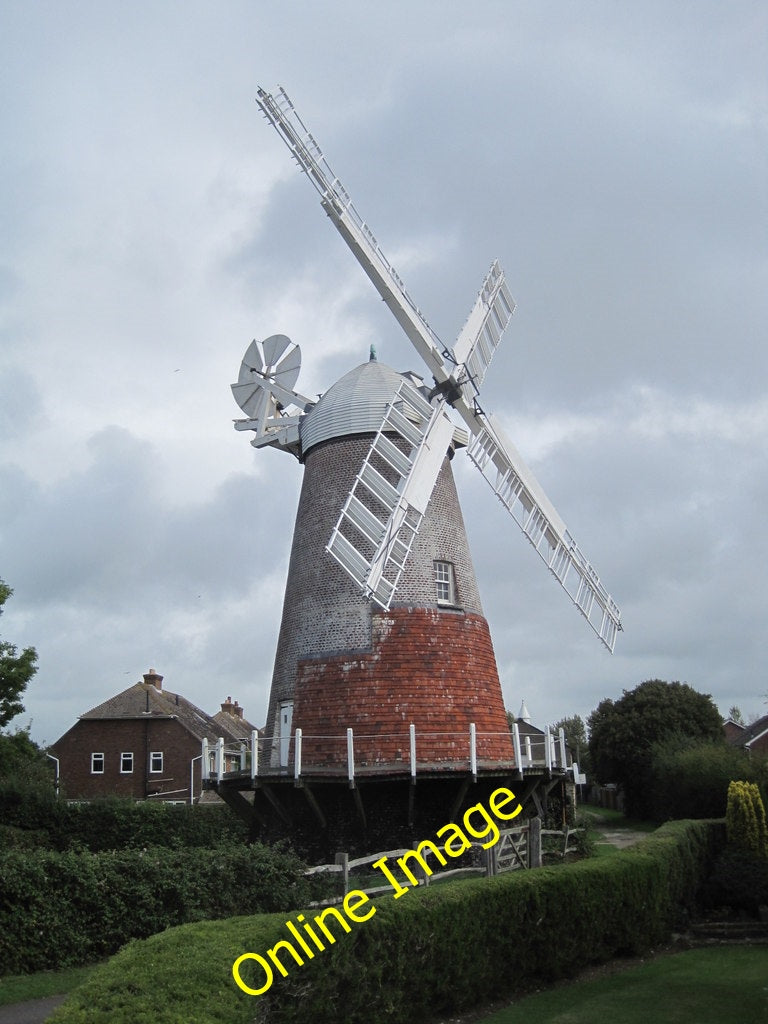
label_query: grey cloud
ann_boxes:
[1,1,765,745]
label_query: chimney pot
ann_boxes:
[220,696,244,718]
[143,669,163,690]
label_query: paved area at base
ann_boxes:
[598,829,649,848]
[0,995,66,1024]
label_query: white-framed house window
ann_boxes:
[120,752,134,774]
[91,752,105,774]
[434,560,456,606]
[149,751,163,773]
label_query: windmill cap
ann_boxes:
[300,359,411,457]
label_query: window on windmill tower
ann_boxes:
[434,561,457,606]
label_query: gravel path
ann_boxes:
[0,995,66,1024]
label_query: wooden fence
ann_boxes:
[304,820,585,905]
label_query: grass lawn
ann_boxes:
[476,947,768,1024]
[0,966,96,1007]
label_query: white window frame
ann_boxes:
[149,751,163,773]
[434,560,456,606]
[91,752,105,774]
[120,751,134,774]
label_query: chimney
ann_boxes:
[221,696,244,719]
[143,668,163,690]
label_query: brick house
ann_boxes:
[723,717,747,744]
[725,714,768,758]
[50,669,258,802]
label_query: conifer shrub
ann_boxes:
[725,780,768,858]
[704,781,768,915]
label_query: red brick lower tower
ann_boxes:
[294,608,512,769]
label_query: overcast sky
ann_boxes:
[1,1,766,749]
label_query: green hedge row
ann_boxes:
[0,786,248,851]
[49,820,723,1024]
[0,843,311,975]
[645,740,768,821]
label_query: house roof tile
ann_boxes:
[80,682,244,745]
[212,709,260,741]
[737,714,768,748]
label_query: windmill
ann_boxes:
[229,88,620,832]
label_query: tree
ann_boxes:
[728,706,745,725]
[588,679,724,818]
[0,724,51,786]
[0,579,37,728]
[552,715,588,772]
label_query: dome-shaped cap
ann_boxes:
[300,359,408,457]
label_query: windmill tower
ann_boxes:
[227,88,621,844]
[261,351,514,776]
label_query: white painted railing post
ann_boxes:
[201,738,209,781]
[294,728,302,780]
[251,729,258,780]
[216,737,225,782]
[347,728,355,782]
[512,722,522,769]
[469,722,477,777]
[239,742,246,772]
[558,727,567,770]
[545,726,552,772]
[409,723,416,779]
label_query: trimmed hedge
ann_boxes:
[0,787,249,851]
[49,820,723,1024]
[0,843,311,975]
[645,740,768,821]
[704,848,768,914]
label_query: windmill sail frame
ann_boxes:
[254,85,622,651]
[327,380,455,608]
